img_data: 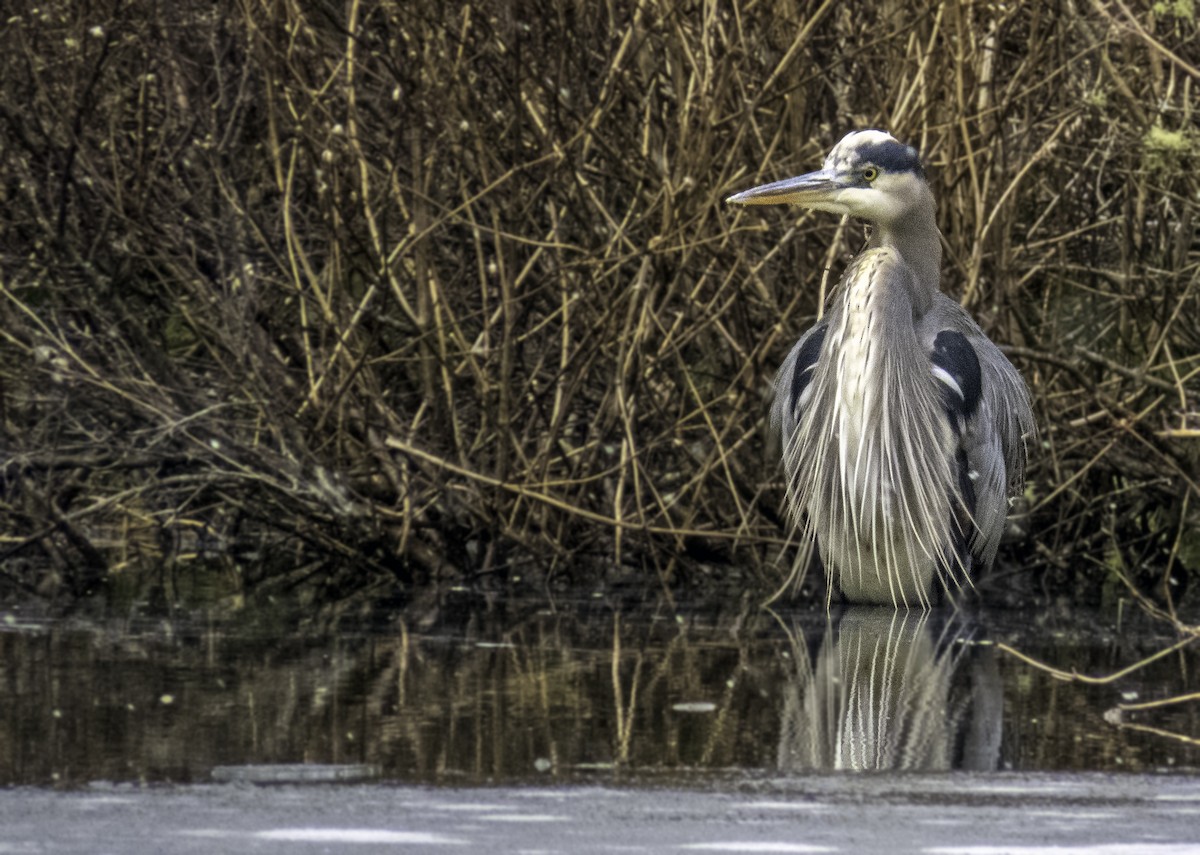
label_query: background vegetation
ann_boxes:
[0,0,1197,611]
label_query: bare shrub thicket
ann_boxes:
[0,1,1196,605]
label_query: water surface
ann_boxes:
[1,594,1196,787]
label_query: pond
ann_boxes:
[2,592,1196,787]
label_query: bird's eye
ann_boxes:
[862,166,879,182]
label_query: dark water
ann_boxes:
[1,593,1197,788]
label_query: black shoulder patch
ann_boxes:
[856,139,924,177]
[789,322,827,418]
[931,330,982,420]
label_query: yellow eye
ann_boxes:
[862,166,879,182]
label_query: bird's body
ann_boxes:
[728,131,1034,607]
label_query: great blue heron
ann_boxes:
[728,130,1034,607]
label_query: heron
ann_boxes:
[727,130,1035,607]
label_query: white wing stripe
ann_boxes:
[931,365,963,401]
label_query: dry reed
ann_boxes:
[0,0,1196,608]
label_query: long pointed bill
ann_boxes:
[725,169,847,208]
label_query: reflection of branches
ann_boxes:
[1105,691,1200,750]
[997,634,1197,685]
[1118,691,1200,713]
[1104,718,1200,750]
[1001,610,1199,754]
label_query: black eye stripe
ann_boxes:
[853,141,924,176]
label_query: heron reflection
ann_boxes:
[776,607,1002,772]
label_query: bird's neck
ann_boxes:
[867,213,943,305]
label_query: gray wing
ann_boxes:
[922,294,1036,566]
[769,319,828,461]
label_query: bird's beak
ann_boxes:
[725,169,848,208]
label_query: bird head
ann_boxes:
[726,130,931,226]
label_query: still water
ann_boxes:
[1,593,1197,787]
